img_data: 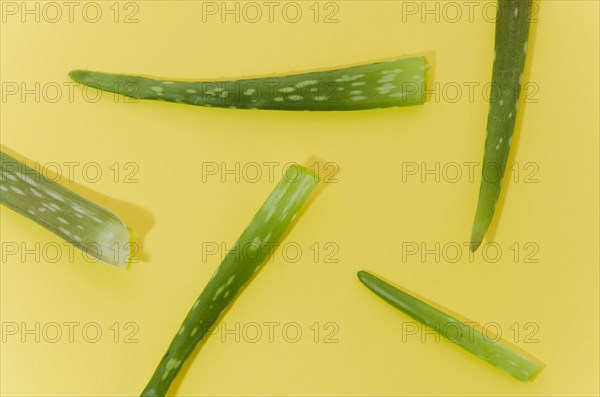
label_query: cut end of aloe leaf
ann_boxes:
[1,150,134,268]
[357,270,544,383]
[69,56,429,111]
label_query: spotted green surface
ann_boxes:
[0,151,133,268]
[69,57,428,111]
[141,165,319,397]
[358,271,543,382]
[471,0,532,251]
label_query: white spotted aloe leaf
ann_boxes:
[0,150,133,268]
[470,0,532,251]
[140,165,319,396]
[69,56,428,111]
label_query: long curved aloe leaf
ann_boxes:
[358,270,543,382]
[70,56,428,111]
[141,165,319,396]
[470,0,532,251]
[0,151,133,268]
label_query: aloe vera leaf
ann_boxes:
[69,56,428,111]
[0,151,133,268]
[470,0,532,251]
[358,271,543,382]
[141,165,319,397]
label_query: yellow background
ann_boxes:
[1,1,598,396]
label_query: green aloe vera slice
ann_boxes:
[69,56,428,111]
[141,165,319,396]
[471,0,532,251]
[358,271,543,382]
[0,151,133,268]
